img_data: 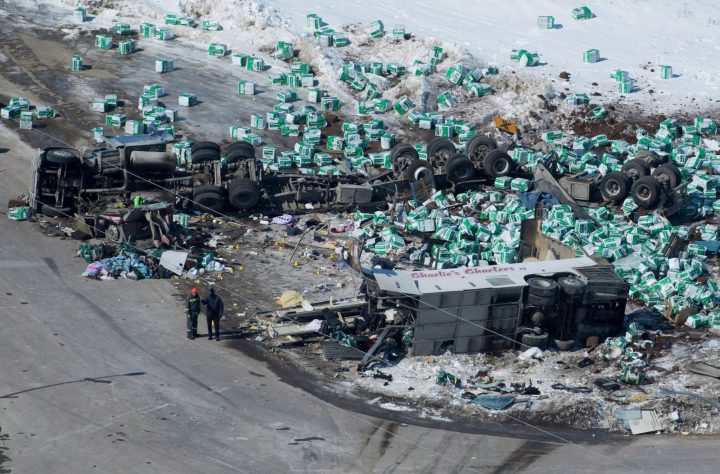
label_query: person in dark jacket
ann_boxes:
[202,288,224,341]
[186,287,201,340]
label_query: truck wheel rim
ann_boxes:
[607,180,620,196]
[493,159,509,175]
[637,184,651,199]
[471,144,489,161]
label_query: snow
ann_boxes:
[262,0,720,114]
[350,336,720,434]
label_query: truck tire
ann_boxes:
[558,276,586,296]
[427,137,456,168]
[527,277,557,297]
[191,148,221,164]
[527,293,556,306]
[621,158,651,180]
[652,163,681,188]
[482,149,513,177]
[635,150,664,167]
[391,143,419,178]
[228,178,261,210]
[600,171,631,203]
[521,332,549,348]
[227,148,254,163]
[390,143,419,162]
[445,155,475,183]
[631,176,660,208]
[191,141,220,154]
[466,135,497,163]
[45,148,80,166]
[226,141,255,157]
[192,192,225,213]
[193,184,225,197]
[404,159,433,183]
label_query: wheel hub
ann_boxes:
[493,159,509,175]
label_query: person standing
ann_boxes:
[202,288,224,341]
[186,287,201,340]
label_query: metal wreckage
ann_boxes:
[27,129,705,359]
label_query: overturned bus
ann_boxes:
[366,255,629,356]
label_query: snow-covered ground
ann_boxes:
[261,0,720,115]
[346,335,720,434]
[50,0,720,121]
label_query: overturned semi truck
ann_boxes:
[28,133,519,222]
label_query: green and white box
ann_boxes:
[104,94,117,108]
[118,39,136,55]
[306,13,322,29]
[436,91,457,110]
[114,23,132,35]
[609,69,629,82]
[125,120,143,134]
[537,15,554,29]
[154,28,174,40]
[201,20,222,31]
[246,56,265,71]
[93,127,105,142]
[71,55,83,71]
[695,118,717,135]
[435,123,454,137]
[251,113,266,129]
[105,113,126,127]
[321,96,340,111]
[231,54,248,66]
[277,90,297,103]
[155,59,173,73]
[242,134,262,146]
[95,34,113,49]
[519,51,540,67]
[367,20,384,38]
[35,106,55,119]
[208,43,227,57]
[140,23,155,38]
[583,49,599,63]
[1,106,21,119]
[138,94,158,109]
[393,95,415,115]
[444,65,464,85]
[332,33,349,47]
[262,147,276,161]
[274,41,293,61]
[659,65,672,79]
[178,93,197,107]
[571,6,593,20]
[237,81,255,95]
[229,125,250,139]
[619,79,634,94]
[165,109,178,122]
[74,7,86,22]
[144,84,166,98]
[92,100,108,112]
[392,24,405,40]
[19,111,33,130]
